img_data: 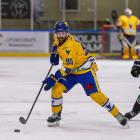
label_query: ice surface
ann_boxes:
[0,58,140,140]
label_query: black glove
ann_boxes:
[50,46,59,65]
[131,60,140,78]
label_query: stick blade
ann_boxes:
[19,117,26,124]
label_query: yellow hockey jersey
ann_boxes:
[52,34,97,74]
[117,15,140,35]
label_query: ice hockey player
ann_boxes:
[117,8,140,60]
[125,60,140,119]
[42,21,129,127]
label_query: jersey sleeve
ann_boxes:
[117,16,124,27]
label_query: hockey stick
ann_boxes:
[19,64,53,125]
[121,36,140,52]
[121,36,136,48]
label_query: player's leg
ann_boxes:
[80,70,128,127]
[47,74,77,127]
[121,40,130,59]
[118,34,130,59]
[90,92,128,126]
[131,47,138,60]
[47,82,65,127]
[130,40,138,60]
[124,94,140,120]
[126,35,138,60]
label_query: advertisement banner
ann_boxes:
[110,32,122,52]
[49,32,104,53]
[73,32,102,52]
[0,31,49,53]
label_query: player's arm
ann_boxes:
[135,16,140,26]
[116,16,123,28]
[50,45,59,65]
[136,18,140,30]
[50,36,59,65]
[131,60,140,77]
[116,16,125,40]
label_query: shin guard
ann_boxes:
[131,47,138,60]
[90,92,119,117]
[51,83,66,114]
[122,45,129,59]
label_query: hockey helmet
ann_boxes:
[54,21,69,33]
[125,8,132,16]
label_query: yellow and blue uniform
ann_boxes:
[50,33,120,118]
[117,15,140,59]
[52,34,100,94]
[118,15,139,35]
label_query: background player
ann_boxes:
[117,8,140,60]
[124,60,140,119]
[42,21,129,127]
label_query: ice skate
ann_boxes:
[124,111,139,120]
[47,113,61,127]
[115,113,129,128]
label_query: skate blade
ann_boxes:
[48,121,60,127]
[122,123,129,129]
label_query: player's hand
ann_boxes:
[50,53,59,65]
[42,74,57,91]
[131,66,139,77]
[131,61,140,78]
[50,46,59,65]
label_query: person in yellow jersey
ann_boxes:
[42,21,129,127]
[117,8,140,60]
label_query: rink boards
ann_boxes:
[0,30,140,57]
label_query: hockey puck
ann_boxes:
[14,129,20,132]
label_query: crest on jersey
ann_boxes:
[66,49,70,55]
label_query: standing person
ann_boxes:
[125,60,140,119]
[43,21,129,127]
[117,8,140,60]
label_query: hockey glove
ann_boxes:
[43,74,57,91]
[50,46,59,65]
[131,60,140,78]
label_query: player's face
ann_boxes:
[56,32,68,42]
